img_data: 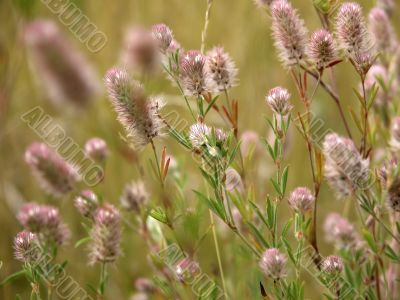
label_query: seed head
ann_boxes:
[85,137,108,163]
[121,27,159,74]
[25,143,78,198]
[369,7,398,54]
[180,50,211,96]
[89,204,122,264]
[206,47,238,91]
[120,180,149,212]
[259,248,286,279]
[24,20,99,107]
[324,213,360,249]
[189,123,211,148]
[335,2,371,56]
[151,23,173,53]
[17,203,70,246]
[14,231,40,263]
[308,29,338,71]
[321,256,344,275]
[74,190,99,218]
[266,87,292,116]
[323,133,370,199]
[270,1,308,68]
[288,187,315,213]
[105,68,164,149]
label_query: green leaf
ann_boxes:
[281,166,289,195]
[149,208,169,224]
[0,270,26,287]
[75,237,92,249]
[205,95,219,115]
[362,230,378,253]
[193,190,226,221]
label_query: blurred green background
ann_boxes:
[0,0,398,299]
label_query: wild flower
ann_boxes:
[189,123,211,149]
[369,7,398,54]
[335,2,371,57]
[206,47,238,91]
[89,204,122,264]
[324,213,361,249]
[321,256,344,275]
[323,133,370,199]
[265,87,292,116]
[180,50,211,96]
[174,258,200,282]
[25,143,78,198]
[17,203,70,246]
[14,231,39,263]
[288,187,315,214]
[84,137,108,163]
[104,68,164,149]
[74,190,99,218]
[308,29,338,71]
[24,20,99,107]
[240,130,260,157]
[120,180,149,212]
[259,248,286,279]
[121,27,159,74]
[151,23,174,53]
[270,0,308,68]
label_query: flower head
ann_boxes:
[369,7,398,54]
[151,23,173,53]
[180,50,210,96]
[335,3,371,56]
[324,213,360,249]
[85,137,108,163]
[259,248,286,279]
[321,256,344,275]
[189,123,211,148]
[25,143,78,198]
[121,27,159,74]
[323,133,370,199]
[174,258,200,282]
[18,203,70,246]
[266,87,292,115]
[270,1,308,68]
[14,231,39,263]
[74,190,99,218]
[206,47,237,91]
[387,177,400,212]
[120,180,149,212]
[288,187,315,213]
[225,167,244,192]
[308,29,338,71]
[89,204,122,264]
[24,20,99,107]
[105,68,164,149]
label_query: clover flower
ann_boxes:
[25,143,78,198]
[324,213,361,249]
[18,203,70,246]
[85,137,108,163]
[89,204,122,264]
[14,231,40,263]
[288,187,315,213]
[259,248,286,279]
[74,190,99,218]
[270,1,308,68]
[266,87,292,116]
[369,7,398,54]
[323,133,370,199]
[24,20,99,107]
[308,29,338,71]
[151,23,174,53]
[105,68,164,149]
[120,180,149,212]
[321,256,344,275]
[206,47,238,91]
[180,50,211,96]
